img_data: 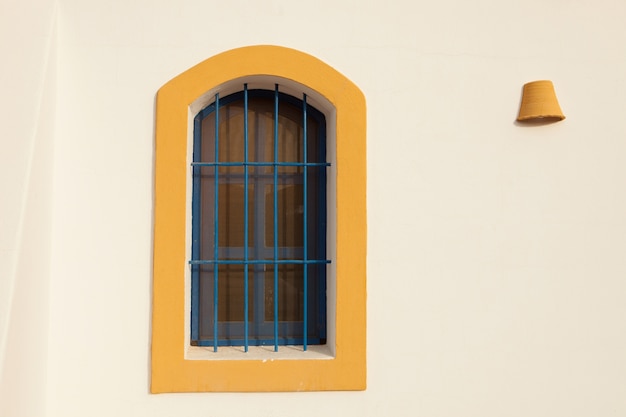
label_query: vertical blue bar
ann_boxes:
[191,115,202,342]
[302,93,308,351]
[273,84,279,351]
[213,93,220,352]
[243,84,249,352]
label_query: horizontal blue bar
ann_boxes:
[194,337,325,347]
[191,161,330,167]
[189,259,330,265]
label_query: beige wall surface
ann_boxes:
[2,0,626,416]
[0,0,56,416]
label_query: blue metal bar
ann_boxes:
[243,84,249,352]
[190,259,331,265]
[191,161,330,167]
[191,114,202,343]
[195,336,324,348]
[302,93,308,351]
[213,92,220,352]
[273,84,279,352]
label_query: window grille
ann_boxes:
[190,84,330,352]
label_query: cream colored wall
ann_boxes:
[0,0,56,416]
[2,0,626,416]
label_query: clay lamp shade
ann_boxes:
[517,80,565,122]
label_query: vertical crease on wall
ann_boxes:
[0,3,58,416]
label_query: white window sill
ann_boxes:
[186,344,334,361]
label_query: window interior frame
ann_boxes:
[190,88,329,348]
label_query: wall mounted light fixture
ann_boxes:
[517,80,565,122]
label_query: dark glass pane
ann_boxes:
[201,95,323,165]
[201,102,260,173]
[198,265,213,337]
[306,116,322,163]
[198,169,255,256]
[218,183,255,248]
[276,103,303,172]
[198,166,215,260]
[197,263,255,340]
[264,183,304,248]
[264,264,304,322]
[218,264,254,322]
[249,98,275,167]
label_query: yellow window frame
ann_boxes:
[151,45,366,392]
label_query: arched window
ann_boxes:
[191,87,328,350]
[151,46,366,392]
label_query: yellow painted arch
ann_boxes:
[151,45,366,392]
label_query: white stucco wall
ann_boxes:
[0,1,56,416]
[2,0,626,416]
